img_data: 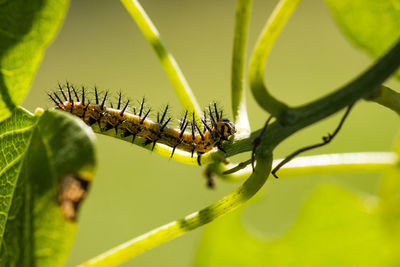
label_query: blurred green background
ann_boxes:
[22,0,399,266]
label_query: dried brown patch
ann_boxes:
[58,175,90,221]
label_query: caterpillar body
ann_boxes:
[48,83,236,165]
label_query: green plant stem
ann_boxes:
[120,0,202,118]
[209,152,398,182]
[248,0,301,121]
[231,0,252,134]
[288,41,400,125]
[80,153,272,267]
[365,85,400,115]
[87,123,222,166]
[225,38,400,158]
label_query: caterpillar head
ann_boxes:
[216,118,236,140]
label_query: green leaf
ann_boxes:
[0,108,96,266]
[0,0,69,122]
[194,184,400,267]
[324,0,400,78]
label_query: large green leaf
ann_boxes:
[194,183,400,266]
[0,108,96,266]
[324,0,400,78]
[0,0,69,122]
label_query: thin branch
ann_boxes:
[248,0,301,121]
[287,40,400,126]
[231,0,252,134]
[221,38,400,159]
[365,85,400,115]
[211,152,399,182]
[271,103,353,178]
[120,0,202,118]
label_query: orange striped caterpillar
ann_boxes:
[48,83,236,165]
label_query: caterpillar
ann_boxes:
[48,83,236,165]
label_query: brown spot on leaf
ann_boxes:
[58,174,90,221]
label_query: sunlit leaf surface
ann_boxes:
[0,0,68,121]
[325,0,400,78]
[0,108,96,266]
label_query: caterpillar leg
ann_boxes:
[216,142,226,153]
[121,130,137,144]
[197,152,204,166]
[143,138,155,148]
[271,103,354,178]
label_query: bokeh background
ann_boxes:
[22,0,399,266]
